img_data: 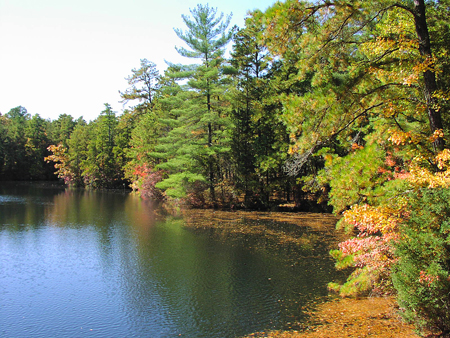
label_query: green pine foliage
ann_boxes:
[320,143,387,213]
[83,104,124,188]
[0,106,55,180]
[393,188,450,335]
[154,4,235,205]
[66,120,90,186]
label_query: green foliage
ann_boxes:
[328,266,373,297]
[321,144,387,213]
[229,11,296,208]
[154,4,235,204]
[2,106,30,179]
[25,114,52,179]
[173,4,233,61]
[156,172,206,198]
[392,188,450,335]
[260,0,450,333]
[119,59,160,113]
[66,120,90,186]
[329,249,355,270]
[83,104,124,188]
[49,114,77,148]
[0,107,55,180]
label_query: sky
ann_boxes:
[0,0,277,121]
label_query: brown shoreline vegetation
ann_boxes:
[180,209,348,250]
[245,296,419,338]
[180,209,421,338]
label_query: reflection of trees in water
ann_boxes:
[182,210,347,259]
[118,211,347,336]
[0,185,348,336]
[0,182,65,229]
[118,215,285,337]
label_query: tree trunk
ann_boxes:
[207,90,215,203]
[413,0,444,150]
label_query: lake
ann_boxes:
[0,182,345,338]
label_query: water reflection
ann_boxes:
[0,183,344,337]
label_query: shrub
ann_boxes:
[392,188,450,335]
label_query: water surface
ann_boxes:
[0,182,343,337]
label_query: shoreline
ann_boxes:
[245,296,419,338]
[179,209,420,338]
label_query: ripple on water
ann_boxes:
[0,186,346,338]
[0,195,26,204]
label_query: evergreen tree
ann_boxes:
[25,114,52,179]
[0,114,6,178]
[66,119,89,186]
[120,59,161,114]
[230,11,303,208]
[230,12,274,207]
[2,106,30,179]
[260,3,450,329]
[49,114,77,148]
[156,4,235,204]
[84,104,121,187]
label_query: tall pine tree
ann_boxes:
[156,4,235,204]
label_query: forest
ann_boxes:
[1,0,450,335]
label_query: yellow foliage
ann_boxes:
[408,157,450,189]
[45,144,73,181]
[388,129,421,146]
[342,203,403,235]
[429,129,445,144]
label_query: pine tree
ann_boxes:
[25,114,52,179]
[119,59,161,114]
[67,119,89,186]
[49,114,76,148]
[260,1,450,322]
[155,4,235,204]
[84,104,121,187]
[2,106,30,179]
[230,12,279,207]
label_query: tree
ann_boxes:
[84,104,121,188]
[66,119,89,186]
[153,74,209,200]
[118,60,166,196]
[2,106,30,179]
[155,4,235,204]
[392,188,450,334]
[262,0,446,164]
[49,114,76,148]
[119,59,161,113]
[124,107,163,195]
[410,0,444,149]
[229,11,292,208]
[25,114,52,179]
[0,114,7,178]
[260,0,450,323]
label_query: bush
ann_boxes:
[392,188,450,335]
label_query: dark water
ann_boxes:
[0,182,342,338]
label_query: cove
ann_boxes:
[0,182,344,338]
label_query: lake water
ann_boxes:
[0,182,344,338]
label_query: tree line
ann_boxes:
[2,1,450,333]
[1,4,302,210]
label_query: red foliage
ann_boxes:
[132,163,165,201]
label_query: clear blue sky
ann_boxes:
[0,0,277,121]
